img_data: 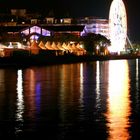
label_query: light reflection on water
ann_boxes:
[135,59,139,110]
[96,61,101,109]
[0,59,140,139]
[15,69,24,133]
[106,60,131,140]
[79,63,84,109]
[25,69,36,119]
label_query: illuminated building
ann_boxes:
[79,17,109,39]
[21,25,51,41]
[0,7,128,55]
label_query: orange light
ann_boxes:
[106,60,131,140]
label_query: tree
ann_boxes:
[81,33,97,55]
[81,33,111,55]
[95,34,111,55]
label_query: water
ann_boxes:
[0,59,140,139]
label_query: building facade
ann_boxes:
[0,10,109,42]
[78,17,109,39]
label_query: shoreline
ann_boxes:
[0,54,139,67]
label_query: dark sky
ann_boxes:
[0,0,139,43]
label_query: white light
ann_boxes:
[109,0,127,53]
[96,61,100,109]
[15,70,24,133]
[16,70,24,120]
[17,42,22,48]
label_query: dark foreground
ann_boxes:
[0,60,140,139]
[0,53,139,67]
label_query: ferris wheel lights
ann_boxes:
[109,0,127,53]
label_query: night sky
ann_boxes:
[0,0,139,43]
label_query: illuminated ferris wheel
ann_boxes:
[109,0,127,52]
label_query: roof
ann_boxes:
[0,25,28,32]
[0,24,85,33]
[42,24,85,32]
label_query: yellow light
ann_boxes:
[106,60,131,140]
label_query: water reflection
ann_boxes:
[79,63,84,109]
[0,70,5,93]
[107,60,131,140]
[96,61,100,97]
[1,60,139,139]
[24,68,37,120]
[15,69,24,133]
[135,59,139,110]
[58,64,82,121]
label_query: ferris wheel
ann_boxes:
[109,0,127,52]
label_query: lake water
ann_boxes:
[0,59,140,139]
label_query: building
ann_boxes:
[78,17,109,39]
[0,10,109,40]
